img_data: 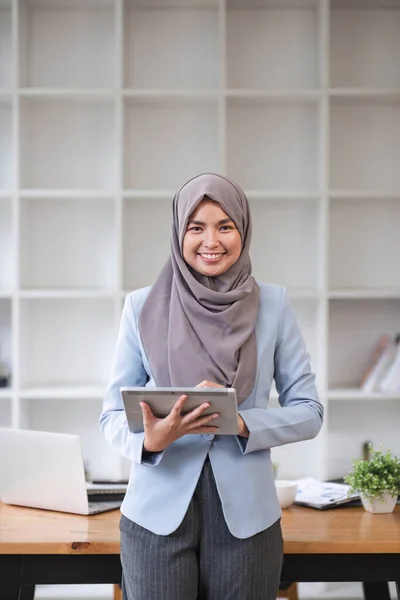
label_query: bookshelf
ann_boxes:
[0,0,399,488]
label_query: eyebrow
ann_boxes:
[187,218,234,226]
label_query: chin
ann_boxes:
[200,266,227,277]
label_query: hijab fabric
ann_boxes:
[138,173,260,404]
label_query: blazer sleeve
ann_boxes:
[236,287,324,455]
[99,294,165,466]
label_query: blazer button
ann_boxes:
[203,434,215,441]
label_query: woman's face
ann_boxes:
[182,198,242,277]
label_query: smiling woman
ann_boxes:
[100,172,324,600]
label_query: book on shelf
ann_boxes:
[359,333,400,394]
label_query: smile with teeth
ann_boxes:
[199,253,225,262]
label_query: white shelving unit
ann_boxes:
[0,0,400,491]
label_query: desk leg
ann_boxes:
[395,581,399,600]
[362,582,391,600]
[1,560,21,600]
[1,583,20,600]
[0,585,34,600]
[19,586,35,600]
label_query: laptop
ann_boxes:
[0,428,126,515]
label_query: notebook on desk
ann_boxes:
[294,477,361,510]
[0,428,127,515]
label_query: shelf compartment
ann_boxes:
[19,398,122,480]
[329,198,400,291]
[0,99,12,190]
[19,298,115,388]
[20,96,116,189]
[226,98,319,190]
[0,298,12,388]
[227,3,319,90]
[123,97,219,190]
[124,2,219,90]
[123,197,171,290]
[327,398,400,480]
[328,298,400,389]
[330,97,400,192]
[19,0,115,88]
[19,196,117,291]
[0,2,11,89]
[0,198,13,291]
[250,199,319,290]
[330,6,400,90]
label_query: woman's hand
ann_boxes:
[141,394,219,453]
[196,380,249,438]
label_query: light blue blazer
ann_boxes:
[100,282,323,539]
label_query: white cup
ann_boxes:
[275,480,298,509]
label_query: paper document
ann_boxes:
[294,477,360,509]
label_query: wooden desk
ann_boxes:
[1,503,399,600]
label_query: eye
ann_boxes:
[187,226,202,232]
[220,225,234,231]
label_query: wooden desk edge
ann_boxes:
[1,541,400,555]
[0,542,121,555]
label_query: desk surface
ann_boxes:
[1,503,399,556]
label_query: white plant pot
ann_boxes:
[361,492,398,514]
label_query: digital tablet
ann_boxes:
[120,387,239,435]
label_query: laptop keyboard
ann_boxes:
[88,492,125,502]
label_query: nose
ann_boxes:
[204,229,219,248]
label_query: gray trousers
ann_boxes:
[119,456,283,600]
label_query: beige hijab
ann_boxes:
[138,173,260,404]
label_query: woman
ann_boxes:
[100,172,323,600]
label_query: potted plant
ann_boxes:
[344,445,400,514]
